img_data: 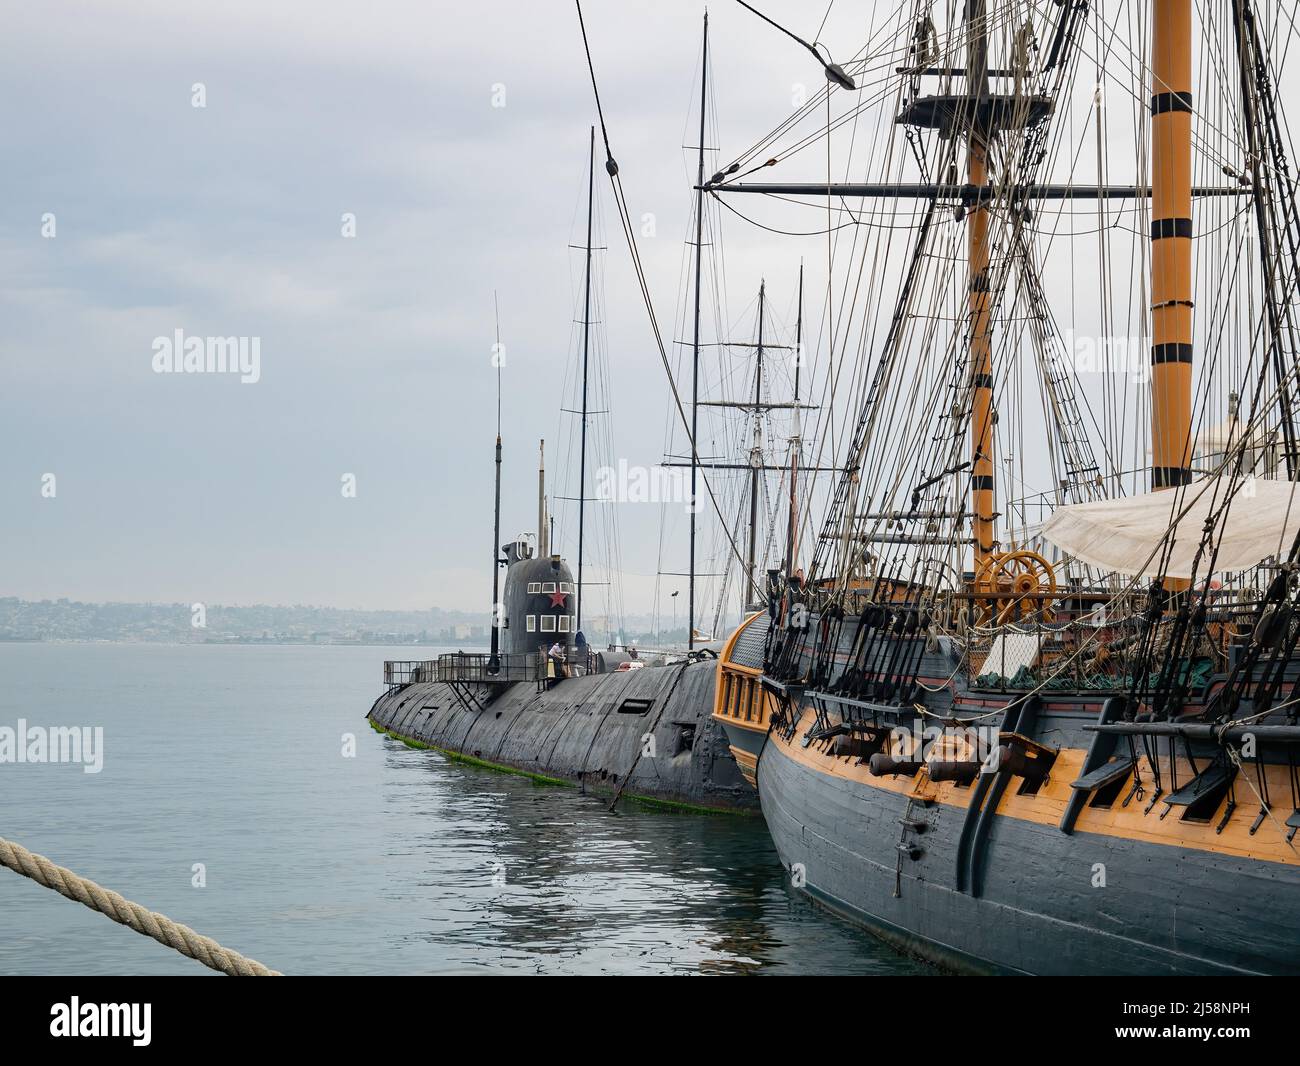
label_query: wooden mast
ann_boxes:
[1150,0,1194,494]
[746,280,766,599]
[968,0,996,571]
[786,262,803,580]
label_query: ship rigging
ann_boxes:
[700,0,1300,975]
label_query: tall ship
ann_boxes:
[708,0,1300,972]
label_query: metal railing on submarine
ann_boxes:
[383,652,545,690]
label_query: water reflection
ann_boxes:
[0,643,933,977]
[377,739,932,975]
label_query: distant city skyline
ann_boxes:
[0,595,681,646]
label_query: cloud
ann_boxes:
[0,1,842,620]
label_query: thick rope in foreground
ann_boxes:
[0,835,281,976]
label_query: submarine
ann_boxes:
[367,121,774,813]
[368,446,757,814]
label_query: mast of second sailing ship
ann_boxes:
[577,126,595,636]
[1150,0,1194,495]
[687,12,708,651]
[786,262,803,580]
[746,280,767,597]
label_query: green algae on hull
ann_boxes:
[620,792,751,817]
[367,717,755,816]
[369,718,566,786]
[369,718,431,750]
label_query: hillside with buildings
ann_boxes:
[0,597,688,647]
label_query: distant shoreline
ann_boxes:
[0,598,653,647]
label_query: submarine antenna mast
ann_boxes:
[538,440,548,557]
[489,292,504,674]
[577,126,595,637]
[688,11,708,651]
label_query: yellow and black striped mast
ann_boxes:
[1150,0,1194,493]
[967,0,996,571]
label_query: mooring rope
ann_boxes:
[0,835,281,976]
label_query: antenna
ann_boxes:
[495,292,503,436]
[538,440,547,557]
[489,292,504,673]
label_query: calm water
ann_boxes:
[0,643,930,975]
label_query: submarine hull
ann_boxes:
[368,659,759,813]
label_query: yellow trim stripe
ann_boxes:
[774,707,1300,867]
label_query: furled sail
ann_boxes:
[1041,478,1300,579]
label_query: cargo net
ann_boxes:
[967,614,1220,694]
[971,628,1046,688]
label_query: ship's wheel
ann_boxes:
[973,550,1057,625]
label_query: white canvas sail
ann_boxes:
[1041,478,1300,579]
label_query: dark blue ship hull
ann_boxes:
[756,705,1300,975]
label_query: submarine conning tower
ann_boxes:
[501,536,577,656]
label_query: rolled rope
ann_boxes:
[0,834,281,976]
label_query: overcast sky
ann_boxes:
[1,1,863,615]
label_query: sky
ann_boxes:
[0,0,855,616]
[4,2,1269,622]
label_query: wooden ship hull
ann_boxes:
[757,729,1300,975]
[715,613,1300,974]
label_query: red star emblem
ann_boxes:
[549,590,568,608]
